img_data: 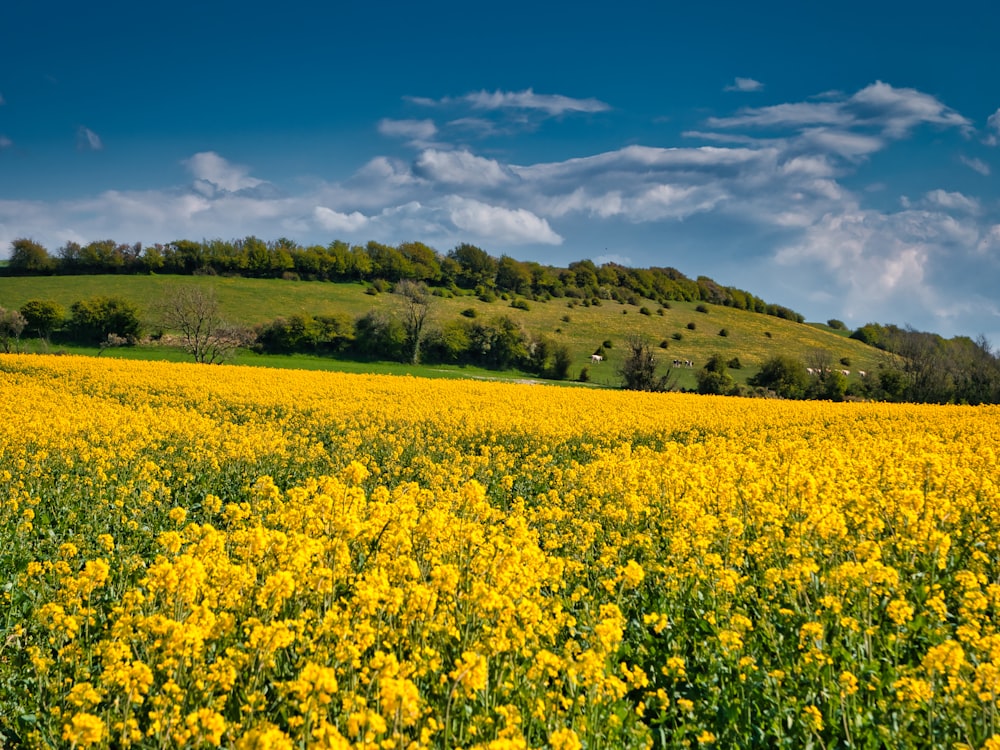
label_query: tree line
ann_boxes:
[4,236,804,322]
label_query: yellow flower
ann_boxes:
[62,713,104,747]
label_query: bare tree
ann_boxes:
[395,280,432,364]
[157,286,240,364]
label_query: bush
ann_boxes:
[828,319,847,330]
[696,304,709,313]
[67,296,142,345]
[639,307,652,316]
[840,357,852,367]
[749,355,810,399]
[672,332,683,341]
[719,328,729,337]
[20,299,65,340]
[727,357,742,369]
[561,314,571,323]
[602,339,613,349]
[656,308,665,316]
[686,322,696,330]
[578,367,590,383]
[659,340,669,349]
[460,308,477,318]
[511,299,530,311]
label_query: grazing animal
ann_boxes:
[591,354,604,364]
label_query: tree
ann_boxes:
[0,307,26,352]
[7,238,55,274]
[696,353,734,395]
[395,280,432,364]
[449,243,496,288]
[19,300,65,342]
[158,286,239,363]
[68,296,142,345]
[749,355,810,398]
[619,335,674,392]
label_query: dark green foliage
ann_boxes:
[727,357,742,369]
[749,355,810,398]
[718,328,729,337]
[353,310,407,361]
[659,340,669,349]
[695,304,709,313]
[639,306,652,316]
[839,357,851,367]
[511,299,530,311]
[672,332,683,341]
[19,299,65,340]
[460,308,477,318]
[578,367,590,383]
[686,322,696,330]
[696,353,735,395]
[827,318,847,330]
[67,296,142,344]
[619,336,674,392]
[602,339,613,349]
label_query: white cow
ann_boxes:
[591,354,604,364]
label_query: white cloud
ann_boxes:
[313,206,370,232]
[445,196,562,245]
[414,149,512,187]
[77,126,103,151]
[960,155,990,175]
[377,118,437,141]
[0,136,11,149]
[707,81,970,139]
[413,88,610,116]
[182,152,265,193]
[924,189,980,214]
[984,108,1000,145]
[725,77,764,92]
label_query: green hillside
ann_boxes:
[0,274,883,389]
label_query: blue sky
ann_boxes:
[2,0,999,341]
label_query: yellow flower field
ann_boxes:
[1,354,998,749]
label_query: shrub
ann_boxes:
[602,340,613,349]
[511,299,530,311]
[828,319,847,330]
[578,367,590,383]
[659,340,669,349]
[656,308,665,316]
[639,307,652,316]
[20,299,65,340]
[686,322,696,330]
[561,314,571,323]
[460,308,477,318]
[672,332,684,341]
[719,328,729,337]
[840,357,852,367]
[696,304,709,313]
[67,296,142,345]
[728,357,742,369]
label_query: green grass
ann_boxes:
[0,274,886,386]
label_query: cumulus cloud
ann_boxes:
[183,152,265,194]
[725,77,764,92]
[414,149,512,187]
[313,206,370,232]
[377,118,437,141]
[77,126,103,151]
[445,196,562,245]
[923,189,980,214]
[960,156,990,175]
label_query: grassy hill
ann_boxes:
[0,274,884,388]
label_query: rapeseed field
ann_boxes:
[1,354,998,749]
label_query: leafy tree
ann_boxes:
[495,255,532,294]
[7,238,56,274]
[157,286,238,363]
[449,243,496,288]
[696,353,734,395]
[67,296,142,345]
[619,335,674,392]
[353,310,407,361]
[749,355,810,398]
[19,299,65,341]
[0,307,26,352]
